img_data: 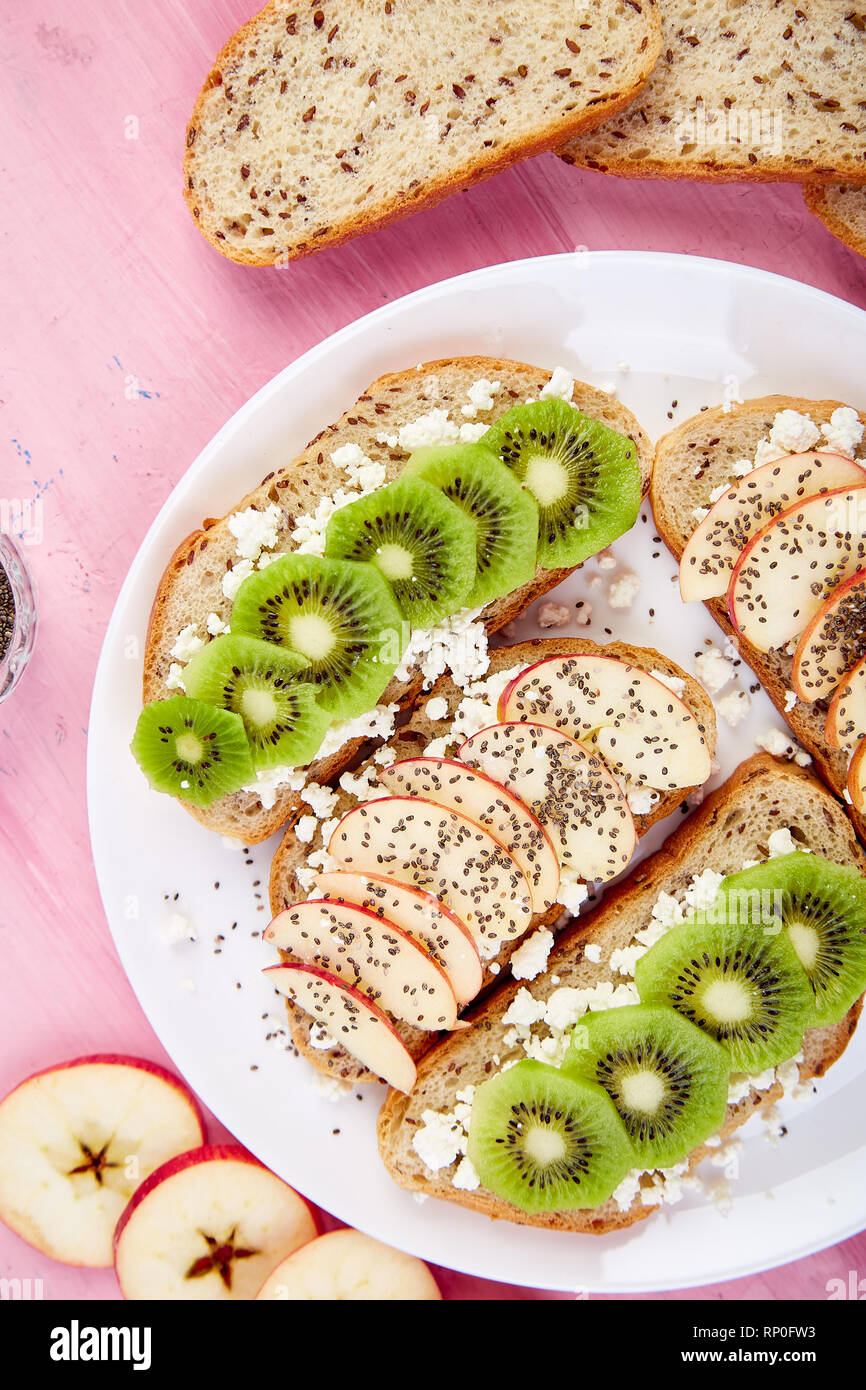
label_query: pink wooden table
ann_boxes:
[2,1,865,1302]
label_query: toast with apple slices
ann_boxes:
[268,637,716,1086]
[791,569,866,703]
[652,396,866,844]
[377,755,866,1230]
[143,358,653,844]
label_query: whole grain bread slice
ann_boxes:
[559,2,866,184]
[184,0,661,266]
[377,755,865,1233]
[650,395,866,844]
[143,357,653,843]
[804,183,866,260]
[268,635,716,1083]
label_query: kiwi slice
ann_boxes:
[717,853,866,1027]
[635,917,813,1074]
[183,633,330,770]
[229,553,405,720]
[480,400,641,569]
[563,1003,730,1169]
[131,696,254,808]
[403,444,539,607]
[466,1059,633,1214]
[324,477,477,626]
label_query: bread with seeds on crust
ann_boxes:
[651,395,866,845]
[377,755,865,1232]
[142,358,654,844]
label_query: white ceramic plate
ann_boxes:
[88,253,866,1293]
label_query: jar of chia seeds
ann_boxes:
[0,533,37,703]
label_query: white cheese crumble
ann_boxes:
[170,624,205,663]
[165,662,187,692]
[537,601,572,629]
[222,558,254,601]
[784,690,797,712]
[755,727,811,766]
[308,1071,353,1101]
[397,408,460,451]
[330,442,387,493]
[461,378,500,418]
[394,606,489,690]
[597,550,617,570]
[684,868,725,912]
[242,764,306,810]
[649,668,686,697]
[584,942,602,964]
[290,488,360,557]
[695,647,734,694]
[769,409,821,455]
[299,781,339,818]
[626,784,659,817]
[228,503,282,562]
[557,866,590,916]
[607,572,641,609]
[539,366,574,402]
[308,1022,337,1051]
[295,815,318,844]
[158,913,197,945]
[316,704,400,760]
[510,929,555,982]
[424,696,449,722]
[716,689,751,727]
[459,422,490,443]
[206,612,230,637]
[822,406,864,458]
[451,1155,481,1190]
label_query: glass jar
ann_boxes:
[0,533,37,703]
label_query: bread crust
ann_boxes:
[142,357,654,843]
[184,1,662,267]
[269,636,716,1082]
[804,184,866,260]
[376,755,866,1232]
[650,395,866,847]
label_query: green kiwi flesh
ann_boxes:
[182,633,330,770]
[403,443,539,607]
[717,853,866,1027]
[229,553,405,720]
[131,696,254,808]
[480,399,640,569]
[323,476,476,626]
[466,1059,633,1214]
[563,1003,730,1169]
[635,917,813,1073]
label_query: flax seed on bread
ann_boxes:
[559,2,866,184]
[143,358,654,843]
[268,636,716,1084]
[184,0,661,266]
[650,395,866,845]
[376,755,865,1233]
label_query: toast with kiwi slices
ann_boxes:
[267,636,716,1085]
[377,755,866,1232]
[650,395,866,844]
[138,359,653,843]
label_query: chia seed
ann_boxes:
[0,565,13,663]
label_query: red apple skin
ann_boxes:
[266,899,454,991]
[826,652,866,749]
[113,1144,319,1258]
[791,567,866,702]
[1,1055,207,1141]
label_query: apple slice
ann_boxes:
[327,797,532,958]
[0,1055,204,1268]
[791,568,866,701]
[265,963,417,1092]
[257,1228,441,1300]
[458,723,635,882]
[114,1144,316,1299]
[264,900,458,1030]
[826,653,866,750]
[498,654,711,791]
[377,757,559,913]
[680,451,866,602]
[848,739,866,814]
[728,486,866,654]
[313,871,482,1005]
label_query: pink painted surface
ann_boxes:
[1,0,865,1301]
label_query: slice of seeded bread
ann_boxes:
[559,2,866,183]
[377,755,865,1233]
[651,396,866,844]
[143,358,654,843]
[268,636,716,1083]
[184,0,662,266]
[804,183,866,259]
